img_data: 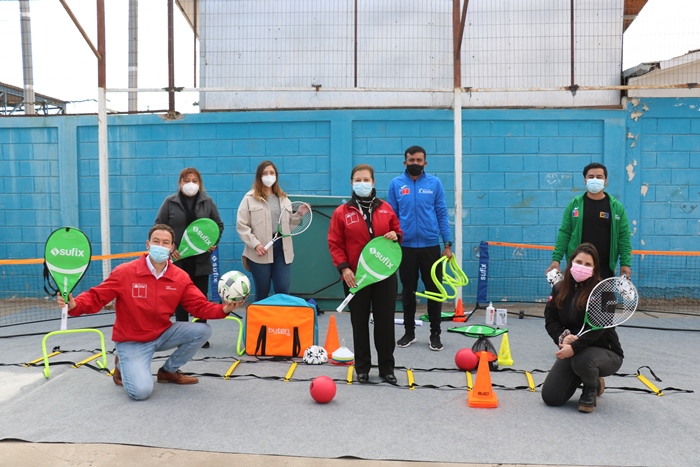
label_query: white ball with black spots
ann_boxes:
[303,345,328,365]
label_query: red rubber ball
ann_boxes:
[455,348,479,371]
[310,375,336,403]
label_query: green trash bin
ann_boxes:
[288,195,406,312]
[288,195,345,311]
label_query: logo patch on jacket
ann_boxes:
[165,286,178,291]
[400,185,410,195]
[572,207,579,218]
[132,284,147,298]
[345,212,360,225]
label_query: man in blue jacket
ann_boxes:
[388,146,452,351]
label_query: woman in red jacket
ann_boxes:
[328,164,402,385]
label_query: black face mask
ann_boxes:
[406,164,423,176]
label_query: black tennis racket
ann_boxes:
[263,201,313,251]
[577,276,639,337]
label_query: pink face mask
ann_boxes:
[570,263,594,282]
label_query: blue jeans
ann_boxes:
[114,321,211,401]
[247,245,291,302]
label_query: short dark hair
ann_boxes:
[404,145,427,161]
[583,162,607,178]
[149,224,175,242]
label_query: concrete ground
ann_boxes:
[0,442,558,467]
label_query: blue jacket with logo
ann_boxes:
[387,171,451,248]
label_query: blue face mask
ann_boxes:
[148,244,171,263]
[586,178,605,194]
[352,182,373,198]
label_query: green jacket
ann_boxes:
[552,193,632,272]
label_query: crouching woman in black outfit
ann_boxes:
[541,242,624,413]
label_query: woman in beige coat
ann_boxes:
[236,160,294,302]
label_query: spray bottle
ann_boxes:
[485,302,495,325]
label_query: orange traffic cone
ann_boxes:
[324,314,340,356]
[453,298,466,322]
[468,350,498,408]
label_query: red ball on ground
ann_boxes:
[455,348,479,371]
[310,375,337,403]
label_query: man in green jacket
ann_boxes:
[546,162,632,279]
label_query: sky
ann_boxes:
[0,0,698,115]
[0,0,198,114]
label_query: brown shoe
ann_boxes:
[157,368,199,384]
[597,377,605,397]
[112,355,123,386]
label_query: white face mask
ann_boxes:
[262,175,276,188]
[586,178,605,194]
[181,182,199,197]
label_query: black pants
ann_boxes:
[541,346,623,406]
[346,274,397,375]
[175,274,210,323]
[399,245,443,335]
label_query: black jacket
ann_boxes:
[155,191,224,277]
[544,283,624,358]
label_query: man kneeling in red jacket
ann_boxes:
[58,224,244,400]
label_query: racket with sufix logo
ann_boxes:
[44,227,92,330]
[336,237,402,312]
[577,276,638,337]
[177,218,221,260]
[264,201,313,251]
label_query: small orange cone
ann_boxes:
[324,314,340,356]
[468,351,498,408]
[452,299,466,322]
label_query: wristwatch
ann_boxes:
[444,241,452,248]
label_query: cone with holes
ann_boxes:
[324,314,340,357]
[468,351,498,408]
[497,332,514,366]
[452,298,466,322]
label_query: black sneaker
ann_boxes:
[397,333,417,348]
[429,334,443,351]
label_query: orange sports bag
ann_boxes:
[244,294,318,357]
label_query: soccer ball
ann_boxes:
[218,270,251,302]
[303,345,329,365]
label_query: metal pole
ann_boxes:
[354,0,358,88]
[193,0,198,87]
[128,0,138,112]
[168,0,175,114]
[570,0,575,87]
[453,0,464,303]
[97,0,111,278]
[19,0,35,115]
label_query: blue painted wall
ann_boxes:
[1,98,698,301]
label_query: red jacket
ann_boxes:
[328,198,402,273]
[68,254,227,342]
